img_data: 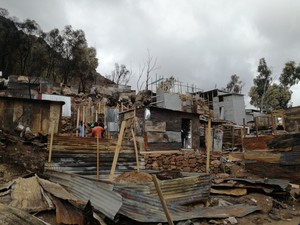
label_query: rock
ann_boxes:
[211,159,221,166]
[216,173,230,179]
[177,220,193,225]
[152,161,159,170]
[78,92,85,97]
[226,217,237,224]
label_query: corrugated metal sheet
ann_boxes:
[113,174,212,222]
[0,202,47,225]
[117,191,260,222]
[45,170,122,220]
[227,178,289,190]
[280,150,300,165]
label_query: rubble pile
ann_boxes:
[144,151,229,174]
[0,130,47,174]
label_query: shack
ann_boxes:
[120,106,201,151]
[0,96,64,133]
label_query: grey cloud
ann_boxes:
[2,0,300,107]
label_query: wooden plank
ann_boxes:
[109,121,127,180]
[136,136,145,152]
[145,121,166,132]
[206,118,212,174]
[123,110,135,120]
[131,129,140,172]
[152,175,174,225]
[96,136,100,180]
[48,120,55,163]
[211,188,247,196]
[244,151,281,163]
[147,132,168,143]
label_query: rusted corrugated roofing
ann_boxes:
[113,174,260,222]
[114,174,211,205]
[45,169,122,220]
[0,203,47,225]
[228,178,290,190]
[113,174,211,222]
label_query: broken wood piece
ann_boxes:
[109,120,127,180]
[152,175,174,225]
[211,188,247,196]
[244,151,281,163]
[48,120,55,163]
[97,136,100,180]
[131,129,140,172]
[206,118,212,173]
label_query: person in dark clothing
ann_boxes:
[98,119,105,138]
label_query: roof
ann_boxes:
[196,88,244,97]
[0,95,65,105]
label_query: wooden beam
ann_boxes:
[48,120,55,163]
[255,117,258,137]
[109,121,126,180]
[206,118,212,174]
[131,129,140,172]
[96,136,100,180]
[152,175,174,225]
[76,108,80,137]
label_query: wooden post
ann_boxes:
[255,117,258,137]
[95,110,98,122]
[48,120,55,163]
[82,106,86,137]
[109,121,127,180]
[243,118,246,138]
[231,126,235,150]
[96,136,100,180]
[76,108,80,137]
[152,175,174,225]
[131,129,140,172]
[206,118,212,174]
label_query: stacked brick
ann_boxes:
[144,151,224,174]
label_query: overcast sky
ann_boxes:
[2,0,300,108]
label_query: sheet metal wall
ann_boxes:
[0,96,63,133]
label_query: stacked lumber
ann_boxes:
[48,135,134,153]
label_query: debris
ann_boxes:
[211,188,247,196]
[114,171,152,183]
[226,217,238,224]
[0,202,47,225]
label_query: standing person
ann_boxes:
[76,121,86,137]
[92,122,105,138]
[98,119,105,138]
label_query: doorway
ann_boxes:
[181,119,192,149]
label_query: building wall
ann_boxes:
[156,92,182,111]
[213,94,245,125]
[135,107,200,150]
[285,106,300,132]
[0,97,63,133]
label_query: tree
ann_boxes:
[110,63,131,85]
[74,46,98,92]
[264,84,291,111]
[15,19,44,75]
[279,61,300,88]
[45,28,63,81]
[137,49,160,91]
[249,58,272,112]
[59,25,87,84]
[226,74,244,93]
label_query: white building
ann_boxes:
[199,89,246,125]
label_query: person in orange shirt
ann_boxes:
[92,122,105,138]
